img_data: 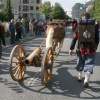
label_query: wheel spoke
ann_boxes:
[15,56,20,61]
[12,65,19,71]
[18,67,22,78]
[49,55,52,60]
[14,67,20,77]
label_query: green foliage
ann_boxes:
[65,15,70,20]
[79,11,84,18]
[0,12,6,21]
[94,0,100,21]
[39,1,52,17]
[51,3,66,20]
[4,0,14,21]
[88,5,94,18]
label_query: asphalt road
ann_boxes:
[0,26,100,100]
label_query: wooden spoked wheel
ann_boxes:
[9,45,26,81]
[54,39,64,57]
[41,47,53,86]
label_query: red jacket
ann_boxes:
[0,25,5,33]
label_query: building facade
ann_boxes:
[0,0,42,19]
[72,3,86,19]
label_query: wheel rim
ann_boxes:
[9,45,26,81]
[41,47,53,86]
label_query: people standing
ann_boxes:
[29,19,34,36]
[37,20,42,35]
[34,20,38,36]
[72,19,77,32]
[15,19,22,41]
[9,19,16,45]
[69,13,99,87]
[0,22,6,58]
[25,18,29,35]
[21,18,26,38]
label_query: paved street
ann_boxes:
[0,26,100,100]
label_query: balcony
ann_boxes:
[23,9,29,12]
[23,6,29,12]
[23,0,29,4]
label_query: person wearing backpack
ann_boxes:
[69,13,99,87]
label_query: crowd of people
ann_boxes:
[8,18,46,44]
[0,18,48,58]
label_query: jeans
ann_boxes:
[22,27,26,38]
[76,52,96,74]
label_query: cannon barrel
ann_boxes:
[23,47,41,66]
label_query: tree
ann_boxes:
[0,12,6,21]
[79,11,84,18]
[38,1,52,19]
[51,3,66,20]
[4,0,14,21]
[87,5,94,17]
[94,0,100,21]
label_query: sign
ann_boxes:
[14,9,18,19]
[14,15,18,19]
[14,9,18,15]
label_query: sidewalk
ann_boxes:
[3,32,45,49]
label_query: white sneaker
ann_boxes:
[78,71,82,82]
[84,71,91,87]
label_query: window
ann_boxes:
[23,0,29,4]
[23,13,28,18]
[19,0,21,3]
[30,0,34,3]
[23,6,29,11]
[36,0,40,3]
[36,7,39,11]
[30,6,33,10]
[30,13,33,18]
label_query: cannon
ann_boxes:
[9,20,65,86]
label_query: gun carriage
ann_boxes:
[9,19,65,86]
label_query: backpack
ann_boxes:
[78,19,95,42]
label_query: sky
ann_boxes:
[42,0,91,11]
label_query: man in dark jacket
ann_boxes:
[69,13,99,87]
[15,19,22,41]
[9,19,16,44]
